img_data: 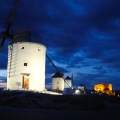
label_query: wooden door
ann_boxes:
[22,76,29,89]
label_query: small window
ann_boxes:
[21,47,24,49]
[38,48,40,51]
[24,63,27,66]
[10,46,12,50]
[57,82,59,84]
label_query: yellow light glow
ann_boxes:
[94,83,113,95]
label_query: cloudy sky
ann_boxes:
[0,0,120,90]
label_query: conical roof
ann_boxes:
[65,76,71,80]
[52,72,64,78]
[79,84,85,86]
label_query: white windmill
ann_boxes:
[0,0,46,91]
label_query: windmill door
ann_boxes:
[22,76,29,89]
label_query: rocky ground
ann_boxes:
[0,90,120,120]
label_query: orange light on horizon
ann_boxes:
[94,83,113,95]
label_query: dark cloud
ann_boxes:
[102,55,120,64]
[0,0,120,89]
[93,66,103,70]
[46,58,69,75]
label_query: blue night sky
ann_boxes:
[0,0,120,90]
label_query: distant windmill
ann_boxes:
[46,54,71,88]
[0,0,21,51]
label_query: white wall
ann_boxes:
[7,42,46,91]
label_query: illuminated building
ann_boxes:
[94,83,112,95]
[7,42,46,91]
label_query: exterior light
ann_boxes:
[75,89,80,95]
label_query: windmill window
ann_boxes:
[10,46,12,50]
[24,63,27,66]
[38,48,40,51]
[57,82,59,84]
[21,47,24,49]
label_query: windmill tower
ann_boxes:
[7,41,46,91]
[64,76,72,88]
[0,0,46,91]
